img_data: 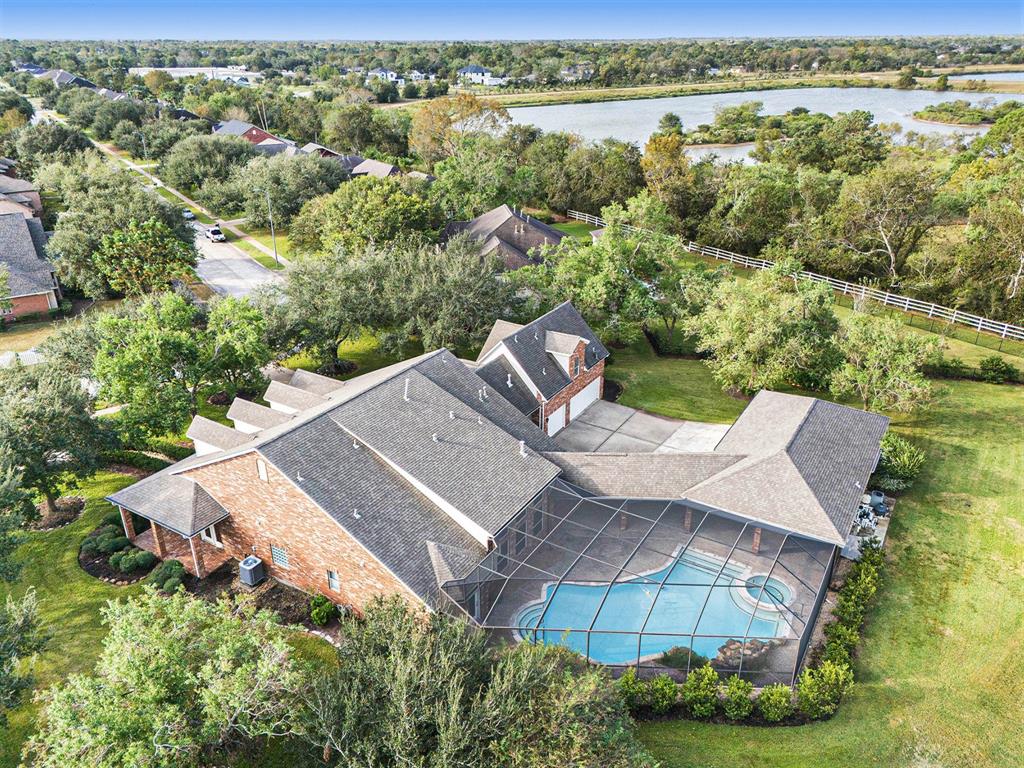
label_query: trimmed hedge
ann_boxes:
[102,449,172,472]
[147,559,186,592]
[925,354,1023,384]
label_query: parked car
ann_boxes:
[205,226,226,243]
[181,208,195,221]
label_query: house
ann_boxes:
[367,67,399,82]
[0,212,61,321]
[408,70,435,82]
[350,158,401,178]
[457,65,507,86]
[107,301,888,684]
[37,68,97,89]
[299,143,365,172]
[468,302,609,436]
[442,204,565,270]
[0,175,42,217]
[213,119,295,155]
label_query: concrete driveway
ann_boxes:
[193,226,283,299]
[554,400,730,454]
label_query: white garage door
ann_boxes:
[570,378,601,421]
[546,404,566,435]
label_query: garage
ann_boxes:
[569,378,601,422]
[546,404,566,435]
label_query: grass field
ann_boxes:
[152,185,215,224]
[223,230,286,271]
[0,300,121,355]
[552,220,598,239]
[244,225,295,262]
[612,340,1024,768]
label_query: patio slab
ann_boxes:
[575,400,634,431]
[596,432,661,453]
[554,420,613,452]
[660,422,731,453]
[617,411,681,443]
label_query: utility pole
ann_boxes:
[264,188,279,266]
[139,131,148,161]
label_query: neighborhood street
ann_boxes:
[193,225,282,298]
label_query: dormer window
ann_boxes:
[572,357,581,377]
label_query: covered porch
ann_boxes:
[119,506,232,578]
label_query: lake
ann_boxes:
[508,87,1022,161]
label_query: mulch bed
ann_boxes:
[105,463,153,479]
[30,496,85,531]
[185,561,344,641]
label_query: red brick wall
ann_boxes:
[182,453,421,613]
[542,339,605,432]
[3,292,54,322]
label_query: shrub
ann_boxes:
[616,667,648,713]
[97,535,130,555]
[109,551,125,570]
[146,559,186,591]
[924,355,971,380]
[796,660,853,719]
[101,510,123,528]
[308,593,339,627]
[102,449,172,473]
[757,682,794,722]
[648,674,679,715]
[978,355,1020,384]
[721,674,754,720]
[134,551,157,570]
[658,645,710,671]
[858,538,885,570]
[874,432,925,492]
[823,621,859,657]
[680,664,719,718]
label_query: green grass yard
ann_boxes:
[151,185,214,224]
[615,341,1024,768]
[552,220,598,239]
[245,226,295,262]
[222,230,286,271]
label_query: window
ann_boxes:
[496,538,509,570]
[270,545,289,569]
[572,357,581,377]
[200,525,221,548]
[531,508,544,536]
[256,458,269,482]
[327,570,340,591]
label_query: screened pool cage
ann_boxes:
[441,480,835,686]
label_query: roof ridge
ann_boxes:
[783,396,819,454]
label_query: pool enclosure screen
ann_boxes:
[442,480,835,685]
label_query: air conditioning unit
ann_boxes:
[239,555,266,587]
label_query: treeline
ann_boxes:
[2,36,1022,90]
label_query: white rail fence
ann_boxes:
[567,210,1024,347]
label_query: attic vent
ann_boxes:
[478,388,484,402]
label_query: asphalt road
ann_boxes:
[193,226,283,298]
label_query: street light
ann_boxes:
[254,186,280,266]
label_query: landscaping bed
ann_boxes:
[77,516,158,585]
[29,496,85,531]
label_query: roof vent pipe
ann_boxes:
[352,440,359,449]
[449,410,455,420]
[432,433,439,442]
[478,388,483,402]
[514,334,518,343]
[519,440,526,457]
[482,384,488,398]
[507,373,513,388]
[352,508,361,519]
[403,378,410,402]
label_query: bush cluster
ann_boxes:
[925,354,1022,384]
[146,559,186,593]
[308,593,339,626]
[109,548,158,574]
[80,525,131,557]
[102,449,172,473]
[873,432,925,492]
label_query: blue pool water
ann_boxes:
[516,553,784,665]
[745,574,792,604]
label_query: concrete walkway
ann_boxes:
[555,400,730,454]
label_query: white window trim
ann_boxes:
[256,458,269,482]
[199,524,222,548]
[327,570,340,591]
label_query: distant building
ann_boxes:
[0,213,61,321]
[443,204,565,271]
[457,65,507,87]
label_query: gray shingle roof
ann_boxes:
[687,391,889,545]
[477,319,523,361]
[226,398,292,431]
[213,119,257,136]
[0,213,56,298]
[185,416,250,451]
[263,380,327,412]
[545,452,744,498]
[484,302,610,401]
[475,357,538,416]
[444,204,565,271]
[0,176,36,195]
[107,454,229,537]
[288,368,346,396]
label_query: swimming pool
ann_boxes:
[515,552,787,665]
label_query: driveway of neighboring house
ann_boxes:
[554,400,730,453]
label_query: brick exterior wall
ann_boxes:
[541,339,605,433]
[182,452,421,613]
[3,292,54,322]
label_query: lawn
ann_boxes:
[244,225,295,262]
[282,332,414,380]
[552,220,597,240]
[223,230,286,272]
[152,185,214,225]
[621,342,1024,768]
[0,320,55,354]
[0,472,145,767]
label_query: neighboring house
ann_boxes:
[350,158,401,178]
[162,107,205,122]
[469,302,609,435]
[367,67,399,82]
[457,65,507,86]
[407,70,435,82]
[0,174,42,217]
[442,204,565,270]
[299,143,365,172]
[0,157,17,177]
[37,68,97,89]
[107,300,888,684]
[213,119,295,155]
[0,212,61,321]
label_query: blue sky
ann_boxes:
[1,0,1021,40]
